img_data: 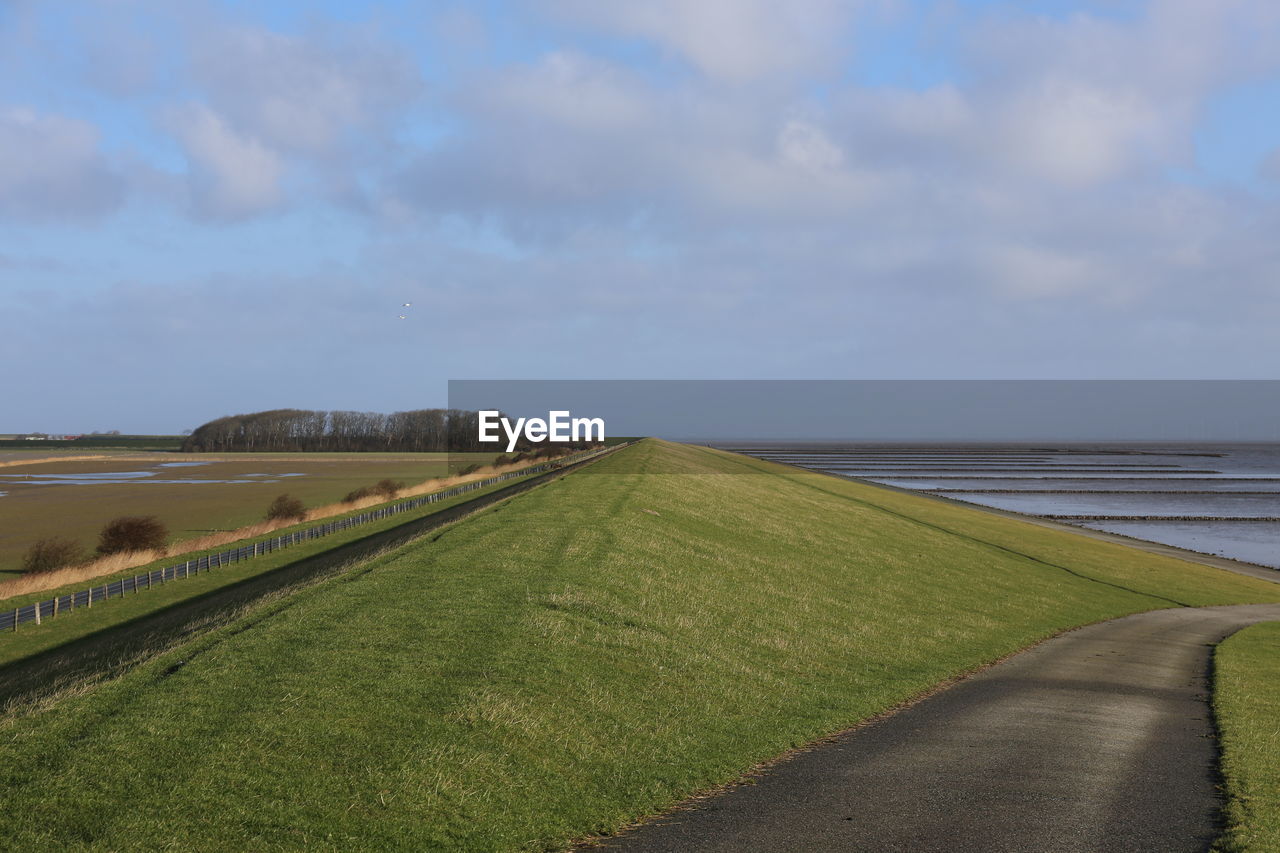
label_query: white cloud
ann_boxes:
[168,104,284,219]
[546,0,859,82]
[995,79,1168,186]
[485,52,653,132]
[397,50,891,227]
[777,120,845,173]
[961,1,1280,186]
[984,244,1100,298]
[0,108,123,220]
[9,0,1280,382]
[190,24,421,156]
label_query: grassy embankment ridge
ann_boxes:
[1215,621,1280,852]
[0,469,549,670]
[0,450,586,671]
[0,438,1278,850]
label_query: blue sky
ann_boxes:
[2,0,1280,433]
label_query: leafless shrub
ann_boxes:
[374,479,406,499]
[265,494,307,522]
[21,537,87,574]
[342,486,376,504]
[97,516,168,555]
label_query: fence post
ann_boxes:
[11,608,17,630]
[34,602,41,625]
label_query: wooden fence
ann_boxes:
[2,446,618,633]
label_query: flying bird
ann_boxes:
[398,314,407,320]
[402,302,412,307]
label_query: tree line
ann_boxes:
[180,408,598,453]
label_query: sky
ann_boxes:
[2,0,1280,433]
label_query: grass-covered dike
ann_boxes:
[1215,621,1280,852]
[0,439,1278,850]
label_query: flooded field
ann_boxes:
[721,443,1280,570]
[0,452,495,577]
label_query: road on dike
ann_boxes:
[595,603,1280,853]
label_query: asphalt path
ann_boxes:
[596,604,1280,853]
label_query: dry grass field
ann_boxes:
[0,451,130,466]
[0,452,497,578]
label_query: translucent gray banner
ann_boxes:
[449,380,1280,444]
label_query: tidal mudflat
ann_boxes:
[724,443,1280,570]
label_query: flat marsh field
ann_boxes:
[1,440,1277,850]
[0,451,495,577]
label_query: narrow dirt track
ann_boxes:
[596,604,1280,853]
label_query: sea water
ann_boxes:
[727,443,1280,570]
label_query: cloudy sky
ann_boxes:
[2,0,1279,433]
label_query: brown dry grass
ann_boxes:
[0,453,478,577]
[0,456,553,602]
[0,455,118,469]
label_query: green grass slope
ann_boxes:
[0,439,1277,850]
[0,473,538,669]
[1215,621,1280,852]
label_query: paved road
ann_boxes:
[595,604,1280,853]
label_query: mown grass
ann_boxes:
[0,439,1277,851]
[1215,621,1280,852]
